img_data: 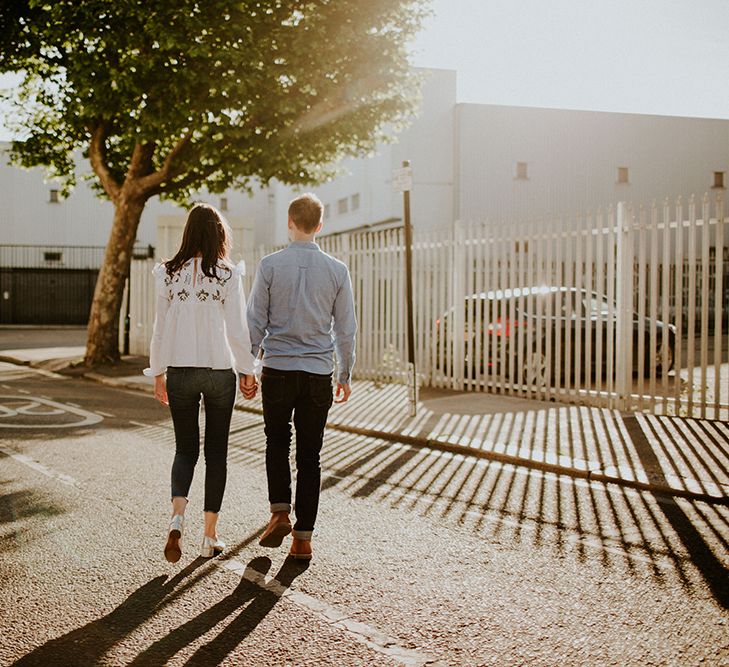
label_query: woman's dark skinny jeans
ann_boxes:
[166,367,236,513]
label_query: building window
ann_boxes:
[713,171,725,189]
[337,197,348,215]
[49,189,59,203]
[351,193,360,210]
[220,197,228,211]
[44,251,62,262]
[617,166,629,184]
[515,162,528,180]
[324,203,331,220]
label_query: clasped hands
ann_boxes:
[239,373,258,400]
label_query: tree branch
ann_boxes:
[137,134,190,194]
[88,121,121,202]
[146,170,204,198]
[126,141,155,181]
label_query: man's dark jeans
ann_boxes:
[167,367,237,513]
[261,367,333,539]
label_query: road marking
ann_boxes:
[96,410,115,418]
[0,395,103,429]
[220,559,439,667]
[0,445,80,487]
[18,389,30,394]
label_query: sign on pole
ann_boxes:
[394,161,417,417]
[392,165,413,193]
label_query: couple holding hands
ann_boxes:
[144,193,356,563]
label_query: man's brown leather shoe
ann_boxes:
[289,537,312,561]
[258,513,292,548]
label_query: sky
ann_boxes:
[409,0,729,119]
[1,0,728,141]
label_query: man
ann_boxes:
[247,193,356,561]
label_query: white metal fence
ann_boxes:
[128,194,728,420]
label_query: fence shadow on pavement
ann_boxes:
[127,401,729,612]
[218,407,729,610]
[625,415,729,609]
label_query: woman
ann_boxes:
[144,203,258,563]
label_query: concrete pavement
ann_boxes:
[1,345,727,505]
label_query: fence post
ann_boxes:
[451,220,466,390]
[614,202,634,410]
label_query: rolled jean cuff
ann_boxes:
[270,502,291,513]
[292,529,312,541]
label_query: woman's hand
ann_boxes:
[154,374,168,406]
[240,374,258,400]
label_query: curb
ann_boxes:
[82,372,728,507]
[0,354,31,366]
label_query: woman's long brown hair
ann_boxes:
[165,203,231,278]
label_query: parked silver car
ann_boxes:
[436,286,676,382]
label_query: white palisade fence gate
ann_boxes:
[129,194,728,420]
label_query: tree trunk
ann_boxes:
[84,194,147,366]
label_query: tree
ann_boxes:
[0,0,426,365]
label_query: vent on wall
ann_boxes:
[713,171,725,189]
[515,162,528,180]
[44,251,62,262]
[617,166,629,184]
[49,189,59,203]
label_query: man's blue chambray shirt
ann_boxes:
[246,241,357,384]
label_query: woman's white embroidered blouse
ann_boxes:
[143,258,256,377]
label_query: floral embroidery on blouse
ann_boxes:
[177,288,190,301]
[196,289,210,301]
[212,267,232,286]
[212,290,224,304]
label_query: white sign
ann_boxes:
[392,166,413,193]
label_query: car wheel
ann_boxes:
[654,338,675,376]
[523,346,550,389]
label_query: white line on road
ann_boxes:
[220,559,440,667]
[0,445,80,487]
[96,410,115,417]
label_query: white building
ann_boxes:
[1,67,727,253]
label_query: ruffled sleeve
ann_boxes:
[143,262,172,377]
[223,260,256,375]
[152,262,167,296]
[233,259,246,277]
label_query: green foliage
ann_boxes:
[1,0,427,202]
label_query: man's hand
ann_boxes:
[240,374,258,400]
[154,374,168,406]
[334,382,351,403]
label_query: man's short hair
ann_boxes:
[288,193,323,234]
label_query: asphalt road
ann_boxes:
[0,361,727,666]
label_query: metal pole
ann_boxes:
[402,160,417,416]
